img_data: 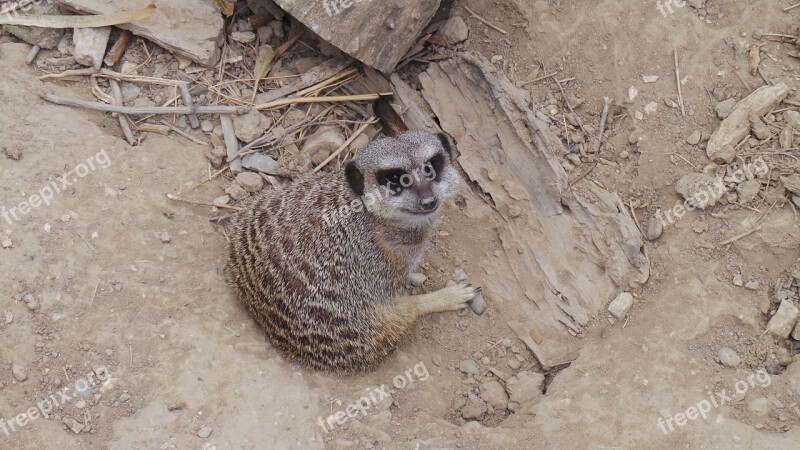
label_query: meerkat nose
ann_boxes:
[419,196,438,211]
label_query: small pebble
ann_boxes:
[119,393,131,402]
[718,347,741,367]
[453,268,467,282]
[75,400,87,409]
[200,120,214,132]
[197,425,213,439]
[732,274,743,287]
[409,272,427,287]
[459,359,480,375]
[11,364,27,382]
[645,215,663,240]
[1,238,12,248]
[507,359,521,370]
[160,232,171,243]
[745,280,760,290]
[686,130,702,145]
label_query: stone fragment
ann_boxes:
[686,130,702,145]
[233,110,272,143]
[707,83,789,163]
[72,27,111,70]
[608,292,634,320]
[715,98,736,119]
[408,272,427,287]
[479,380,509,409]
[766,300,800,339]
[302,128,345,166]
[241,153,278,174]
[55,0,225,66]
[235,172,264,193]
[3,2,64,49]
[717,347,741,367]
[438,16,469,45]
[459,359,480,375]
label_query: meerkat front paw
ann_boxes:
[441,283,481,303]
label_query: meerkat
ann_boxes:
[226,100,483,372]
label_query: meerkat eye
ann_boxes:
[377,169,407,194]
[423,153,445,181]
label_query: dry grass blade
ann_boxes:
[0,4,156,28]
[251,45,276,102]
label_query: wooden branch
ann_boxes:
[109,79,136,145]
[159,119,210,146]
[0,4,155,28]
[220,115,242,173]
[41,92,250,115]
[254,93,392,111]
[674,49,686,117]
[179,82,200,129]
[103,30,132,67]
[463,5,508,34]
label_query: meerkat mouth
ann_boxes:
[402,208,439,216]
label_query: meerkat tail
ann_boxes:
[373,97,408,137]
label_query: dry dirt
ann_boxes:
[1,0,800,449]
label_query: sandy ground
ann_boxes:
[1,0,800,449]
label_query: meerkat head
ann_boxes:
[344,131,460,228]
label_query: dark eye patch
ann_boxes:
[426,153,445,181]
[377,169,407,194]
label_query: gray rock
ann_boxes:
[715,98,736,119]
[197,425,213,438]
[438,16,469,45]
[747,397,770,416]
[225,182,248,201]
[781,174,800,195]
[200,120,214,133]
[479,380,508,409]
[233,111,272,143]
[732,274,743,287]
[736,180,761,204]
[63,417,85,434]
[160,232,171,244]
[120,83,141,104]
[784,111,800,128]
[460,393,486,420]
[459,359,480,375]
[230,31,256,44]
[608,292,634,320]
[686,130,702,145]
[744,280,760,290]
[55,0,224,66]
[11,364,27,382]
[256,26,274,43]
[506,371,544,409]
[645,215,663,240]
[303,128,345,166]
[241,153,278,174]
[72,27,111,70]
[750,114,770,140]
[235,172,264,193]
[3,2,64,49]
[675,173,724,209]
[766,300,800,339]
[408,272,427,287]
[507,358,520,370]
[717,347,741,367]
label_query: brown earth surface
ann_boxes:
[1,0,800,449]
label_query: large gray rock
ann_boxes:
[3,1,65,49]
[55,0,224,66]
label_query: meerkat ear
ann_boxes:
[345,161,365,196]
[436,133,453,157]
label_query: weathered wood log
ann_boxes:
[270,0,440,72]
